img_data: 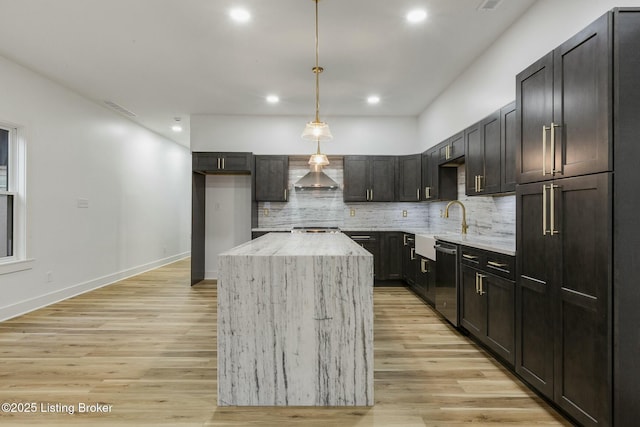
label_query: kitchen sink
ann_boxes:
[415,234,437,260]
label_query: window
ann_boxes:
[0,123,29,273]
[0,126,13,258]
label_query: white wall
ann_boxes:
[191,115,419,155]
[418,0,640,150]
[204,175,251,279]
[0,54,191,321]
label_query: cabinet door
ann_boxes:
[220,152,252,172]
[193,152,220,172]
[553,14,611,180]
[465,121,483,196]
[422,258,436,305]
[380,232,403,280]
[348,233,380,280]
[516,52,554,184]
[484,274,515,366]
[439,132,464,163]
[481,111,502,194]
[254,156,289,201]
[515,182,554,399]
[397,154,421,201]
[460,264,485,336]
[343,156,369,202]
[370,156,396,201]
[402,234,416,286]
[421,152,433,201]
[500,102,517,193]
[552,173,610,426]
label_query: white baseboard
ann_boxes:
[0,252,190,322]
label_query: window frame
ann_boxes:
[0,122,31,274]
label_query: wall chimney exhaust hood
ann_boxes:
[294,164,339,190]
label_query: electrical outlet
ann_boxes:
[440,209,444,218]
[402,210,408,217]
[46,271,53,283]
[263,208,269,216]
[350,208,356,217]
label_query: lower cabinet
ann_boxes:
[380,232,403,280]
[416,256,436,305]
[459,246,515,367]
[345,232,380,279]
[402,233,417,287]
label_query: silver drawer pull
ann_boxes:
[351,235,371,239]
[487,261,508,268]
[462,254,478,260]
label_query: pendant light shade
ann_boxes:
[301,120,333,141]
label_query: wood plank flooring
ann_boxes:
[0,259,570,426]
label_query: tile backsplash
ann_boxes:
[258,157,515,239]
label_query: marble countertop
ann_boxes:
[222,232,372,257]
[250,227,515,256]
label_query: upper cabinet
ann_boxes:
[343,156,396,202]
[465,102,516,196]
[516,13,611,184]
[438,131,464,164]
[254,155,289,202]
[421,148,457,202]
[193,152,253,174]
[500,102,517,192]
[396,154,422,202]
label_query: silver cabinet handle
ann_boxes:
[417,188,420,200]
[351,235,371,239]
[366,189,370,200]
[543,184,549,235]
[542,125,549,176]
[550,184,559,235]
[425,187,431,199]
[370,189,373,200]
[478,274,486,295]
[421,258,429,273]
[410,247,416,260]
[487,261,508,268]
[550,122,556,174]
[478,175,483,192]
[462,254,478,260]
[217,157,221,169]
[284,188,287,201]
[475,272,480,294]
[403,234,408,246]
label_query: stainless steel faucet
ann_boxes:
[444,200,468,234]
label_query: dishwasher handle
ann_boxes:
[434,245,457,255]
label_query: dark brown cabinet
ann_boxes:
[254,155,289,201]
[416,256,436,305]
[344,232,380,280]
[343,156,396,202]
[193,152,253,173]
[421,148,457,202]
[396,154,422,201]
[516,14,611,185]
[500,102,517,192]
[466,102,516,196]
[459,246,515,366]
[438,131,464,164]
[516,173,610,425]
[380,232,403,281]
[402,233,417,287]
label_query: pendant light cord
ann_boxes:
[314,0,321,123]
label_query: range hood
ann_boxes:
[294,164,339,190]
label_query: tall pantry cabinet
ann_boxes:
[515,9,640,427]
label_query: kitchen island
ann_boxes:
[217,232,374,406]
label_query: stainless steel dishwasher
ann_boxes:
[434,241,459,327]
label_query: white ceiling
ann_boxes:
[0,0,536,148]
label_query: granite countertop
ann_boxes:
[250,227,515,256]
[432,233,515,256]
[222,232,372,257]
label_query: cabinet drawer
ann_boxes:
[460,247,483,267]
[484,252,515,280]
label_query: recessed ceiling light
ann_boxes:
[172,118,183,132]
[229,8,251,23]
[266,95,279,104]
[406,9,427,23]
[367,95,381,105]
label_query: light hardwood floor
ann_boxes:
[0,259,570,426]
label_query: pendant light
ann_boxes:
[302,0,332,166]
